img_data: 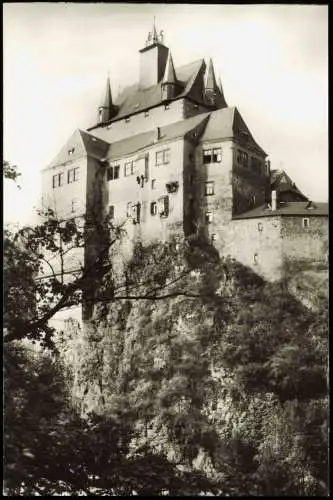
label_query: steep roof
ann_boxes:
[44,129,109,170]
[107,113,210,160]
[162,51,177,85]
[88,59,206,128]
[233,201,328,219]
[205,58,218,90]
[200,107,267,156]
[270,168,308,200]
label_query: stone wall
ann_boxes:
[281,216,328,266]
[224,217,283,281]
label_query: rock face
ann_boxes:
[57,241,328,495]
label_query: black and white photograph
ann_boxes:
[3,3,328,496]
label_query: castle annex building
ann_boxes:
[42,24,328,292]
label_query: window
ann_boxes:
[124,161,135,176]
[108,205,114,219]
[107,165,120,181]
[126,202,132,217]
[144,111,149,117]
[156,149,170,166]
[52,172,64,188]
[302,218,310,229]
[150,201,157,215]
[211,233,217,241]
[254,253,258,264]
[237,150,248,168]
[206,211,213,223]
[71,198,78,213]
[205,181,214,196]
[258,222,263,232]
[212,148,222,163]
[189,153,194,163]
[203,149,212,164]
[151,179,156,189]
[68,148,75,156]
[158,196,169,217]
[132,203,141,224]
[194,104,199,110]
[125,117,131,123]
[165,104,170,110]
[68,167,79,183]
[203,147,222,164]
[166,181,179,193]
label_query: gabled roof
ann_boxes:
[88,59,207,129]
[233,201,328,219]
[107,113,210,160]
[200,107,267,156]
[162,51,177,85]
[270,168,308,200]
[44,129,109,170]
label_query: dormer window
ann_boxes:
[68,148,75,156]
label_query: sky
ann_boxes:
[3,3,328,225]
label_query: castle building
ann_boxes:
[41,23,328,323]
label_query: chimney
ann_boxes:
[271,190,277,211]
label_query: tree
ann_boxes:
[3,160,21,187]
[4,342,221,496]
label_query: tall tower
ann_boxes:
[139,18,169,89]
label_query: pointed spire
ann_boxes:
[152,16,158,43]
[205,58,218,91]
[98,73,117,124]
[162,50,177,85]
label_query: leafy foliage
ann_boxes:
[68,239,328,496]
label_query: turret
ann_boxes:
[205,59,227,109]
[97,74,118,124]
[161,50,181,100]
